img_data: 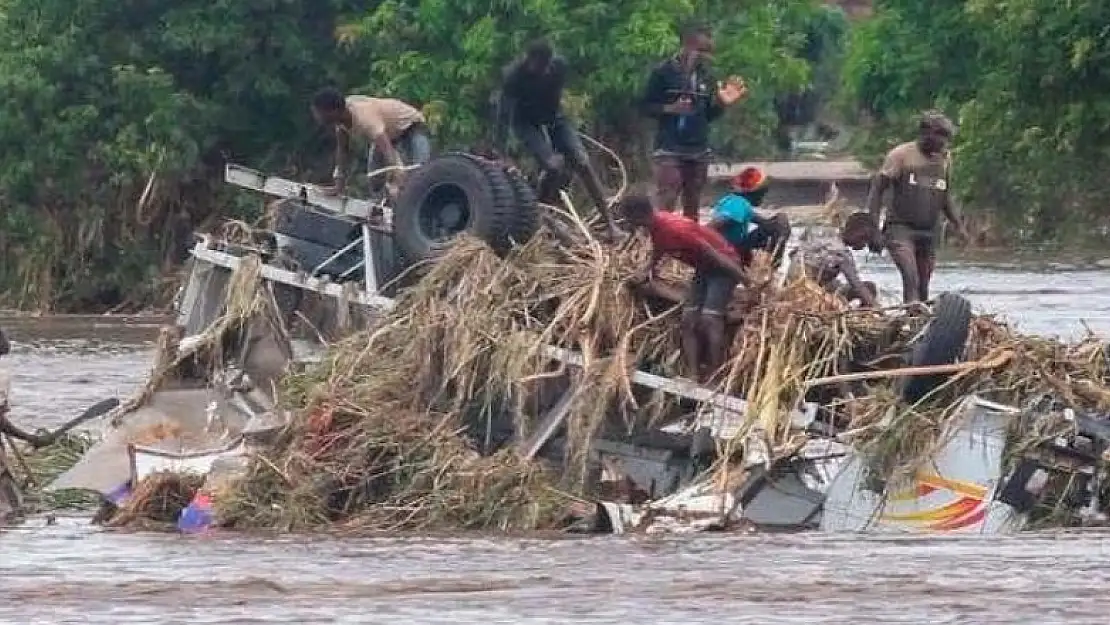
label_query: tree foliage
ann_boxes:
[0,0,831,311]
[342,0,817,159]
[843,0,1110,242]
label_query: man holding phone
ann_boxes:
[642,22,749,220]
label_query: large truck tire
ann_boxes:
[901,292,973,404]
[501,166,541,247]
[393,153,521,262]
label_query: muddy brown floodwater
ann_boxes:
[3,259,1110,624]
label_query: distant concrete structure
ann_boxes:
[708,159,872,209]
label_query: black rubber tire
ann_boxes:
[901,292,973,404]
[502,166,541,247]
[393,153,518,261]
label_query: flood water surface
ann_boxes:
[2,261,1110,624]
[4,519,1110,624]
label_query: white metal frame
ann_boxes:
[191,237,396,311]
[215,162,818,444]
[225,163,389,295]
[225,164,390,221]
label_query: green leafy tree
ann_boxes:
[0,0,352,310]
[842,0,1110,242]
[0,0,829,311]
[338,0,816,167]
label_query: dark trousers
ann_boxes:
[884,222,937,303]
[514,115,606,209]
[652,153,709,220]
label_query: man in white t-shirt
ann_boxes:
[311,88,432,195]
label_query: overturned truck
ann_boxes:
[38,153,1110,534]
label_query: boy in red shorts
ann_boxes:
[620,194,750,382]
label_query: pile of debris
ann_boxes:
[190,229,1110,533]
[16,222,1110,535]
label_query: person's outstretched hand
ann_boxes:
[718,76,748,106]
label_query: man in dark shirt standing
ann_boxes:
[866,110,969,305]
[495,39,616,236]
[642,22,748,220]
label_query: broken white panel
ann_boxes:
[643,479,736,534]
[129,440,247,483]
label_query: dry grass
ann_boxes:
[107,471,205,528]
[209,217,931,532]
[839,314,1110,487]
[109,210,1110,533]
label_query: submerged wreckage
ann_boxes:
[5,153,1110,535]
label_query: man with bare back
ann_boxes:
[866,111,969,305]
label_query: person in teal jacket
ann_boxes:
[706,166,791,267]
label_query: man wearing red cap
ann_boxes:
[706,167,792,268]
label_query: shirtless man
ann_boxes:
[620,194,749,382]
[866,110,969,304]
[311,88,432,196]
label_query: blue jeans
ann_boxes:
[367,123,432,172]
[513,115,606,208]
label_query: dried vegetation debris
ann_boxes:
[72,226,1110,532]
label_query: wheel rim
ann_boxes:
[418,183,472,242]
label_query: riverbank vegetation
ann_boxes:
[842,0,1110,244]
[0,0,835,312]
[0,0,1106,312]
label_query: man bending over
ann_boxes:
[706,166,792,268]
[312,88,432,196]
[620,194,749,382]
[788,212,879,308]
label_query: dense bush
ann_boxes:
[0,0,832,311]
[843,0,1110,243]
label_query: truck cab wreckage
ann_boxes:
[21,154,1110,535]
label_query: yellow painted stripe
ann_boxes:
[916,473,989,500]
[888,483,936,503]
[881,497,977,523]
